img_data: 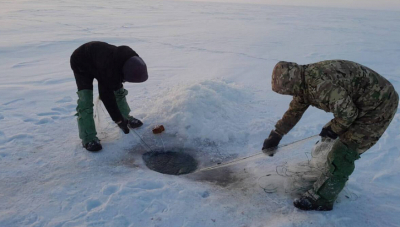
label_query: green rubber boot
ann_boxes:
[76,90,101,151]
[114,87,131,119]
[114,87,143,129]
[294,140,360,211]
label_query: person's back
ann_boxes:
[71,41,139,90]
[305,60,395,113]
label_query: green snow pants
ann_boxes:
[308,140,360,202]
[114,87,132,120]
[76,89,98,145]
[76,87,133,144]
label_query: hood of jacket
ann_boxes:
[271,61,304,96]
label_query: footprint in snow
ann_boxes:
[24,118,38,123]
[19,212,39,226]
[37,112,61,116]
[56,96,73,103]
[201,191,210,198]
[0,152,7,158]
[118,181,164,196]
[51,107,70,113]
[7,134,34,142]
[124,180,164,190]
[42,78,73,85]
[0,131,5,145]
[86,199,102,212]
[35,158,47,167]
[3,98,24,106]
[144,201,168,214]
[11,59,42,68]
[37,111,64,120]
[65,104,76,110]
[101,185,120,196]
[35,118,54,125]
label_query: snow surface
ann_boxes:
[1,0,400,226]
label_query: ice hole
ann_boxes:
[142,150,198,175]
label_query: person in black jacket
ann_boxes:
[70,41,148,152]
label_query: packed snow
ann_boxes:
[1,0,400,226]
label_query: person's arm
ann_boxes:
[98,83,123,122]
[263,96,309,154]
[316,80,359,135]
[98,83,130,134]
[275,96,310,135]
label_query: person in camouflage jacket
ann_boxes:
[263,60,399,211]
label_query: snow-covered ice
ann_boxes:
[1,0,400,226]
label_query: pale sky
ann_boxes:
[177,0,400,11]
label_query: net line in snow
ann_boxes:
[195,134,319,173]
[258,139,333,194]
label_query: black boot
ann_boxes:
[83,139,102,152]
[128,117,143,129]
[293,195,333,211]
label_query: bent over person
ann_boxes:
[70,41,148,152]
[263,60,398,211]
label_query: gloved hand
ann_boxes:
[117,118,130,134]
[262,130,283,157]
[319,126,338,140]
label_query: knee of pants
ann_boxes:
[76,90,94,110]
[77,100,94,109]
[327,140,359,177]
[76,108,94,117]
[330,155,356,178]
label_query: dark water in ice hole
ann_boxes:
[142,150,198,175]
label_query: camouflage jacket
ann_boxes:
[272,60,396,135]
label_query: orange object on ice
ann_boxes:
[152,125,165,134]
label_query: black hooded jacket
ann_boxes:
[70,41,138,122]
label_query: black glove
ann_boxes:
[262,130,283,156]
[117,118,130,134]
[319,126,338,140]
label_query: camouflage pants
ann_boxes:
[341,90,399,154]
[310,90,399,203]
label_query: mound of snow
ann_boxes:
[136,80,253,146]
